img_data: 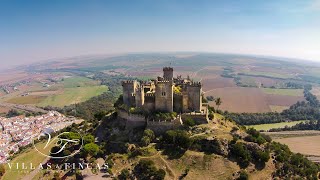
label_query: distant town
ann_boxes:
[0,111,82,164]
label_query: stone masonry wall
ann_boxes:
[117,110,146,129]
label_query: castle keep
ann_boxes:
[122,67,203,113]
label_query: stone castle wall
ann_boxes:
[118,109,184,133]
[146,115,182,135]
[117,109,146,129]
[173,93,183,112]
[181,112,208,124]
[144,93,155,112]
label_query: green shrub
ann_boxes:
[162,130,192,149]
[119,169,130,180]
[141,129,155,146]
[244,128,267,145]
[184,117,196,127]
[229,142,251,168]
[133,160,166,180]
[83,143,100,156]
[252,150,270,163]
[237,170,248,180]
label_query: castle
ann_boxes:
[122,67,203,113]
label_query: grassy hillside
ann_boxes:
[1,141,56,180]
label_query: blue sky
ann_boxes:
[0,0,320,67]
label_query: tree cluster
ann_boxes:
[270,142,319,179]
[118,160,166,180]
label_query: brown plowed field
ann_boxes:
[266,94,305,106]
[202,77,236,91]
[0,71,29,85]
[205,87,304,113]
[311,86,320,100]
[206,87,271,113]
[275,135,320,156]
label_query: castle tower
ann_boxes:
[135,85,145,108]
[186,82,202,112]
[122,80,138,107]
[155,80,174,112]
[163,67,173,80]
[181,86,189,112]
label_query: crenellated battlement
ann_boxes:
[173,94,183,99]
[156,80,171,83]
[122,80,136,85]
[145,93,155,97]
[163,67,173,71]
[187,81,202,87]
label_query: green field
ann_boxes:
[38,85,108,107]
[262,88,303,96]
[7,95,47,105]
[239,76,257,87]
[2,141,55,180]
[61,76,100,88]
[240,70,295,79]
[246,120,308,131]
[5,76,108,107]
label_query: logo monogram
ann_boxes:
[33,130,83,159]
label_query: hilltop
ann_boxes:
[89,110,318,180]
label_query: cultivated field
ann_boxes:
[7,95,48,104]
[265,94,305,106]
[238,76,257,87]
[205,87,270,113]
[2,76,108,108]
[311,86,320,100]
[263,131,320,162]
[38,85,108,107]
[202,77,236,91]
[205,86,305,113]
[262,88,303,96]
[269,105,289,112]
[252,77,282,87]
[0,71,29,86]
[237,66,296,79]
[246,120,308,131]
[275,135,320,156]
